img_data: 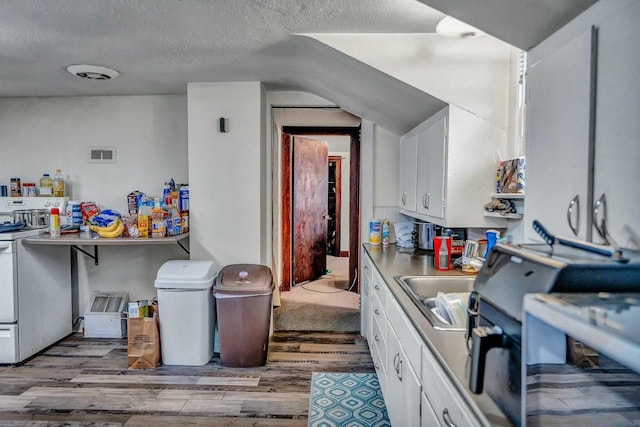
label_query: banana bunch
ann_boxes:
[89,218,125,238]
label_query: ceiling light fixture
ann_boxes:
[66,64,120,80]
[435,16,484,39]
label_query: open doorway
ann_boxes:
[280,126,361,293]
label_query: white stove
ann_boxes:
[0,229,44,241]
[0,197,68,241]
[0,196,71,364]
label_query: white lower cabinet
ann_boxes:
[361,250,373,341]
[362,258,481,427]
[387,325,421,427]
[421,392,441,427]
[422,347,480,427]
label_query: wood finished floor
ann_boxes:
[0,331,373,426]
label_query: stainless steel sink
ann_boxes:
[394,275,475,331]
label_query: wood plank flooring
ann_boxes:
[0,331,374,425]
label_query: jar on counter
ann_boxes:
[10,178,21,197]
[22,183,37,197]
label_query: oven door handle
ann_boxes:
[469,325,504,394]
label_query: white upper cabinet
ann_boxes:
[400,105,507,228]
[592,0,640,249]
[524,29,593,241]
[399,134,418,212]
[524,0,640,247]
[416,114,446,220]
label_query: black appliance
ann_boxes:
[466,240,640,426]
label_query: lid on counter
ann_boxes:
[214,264,273,294]
[154,260,218,290]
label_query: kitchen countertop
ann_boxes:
[23,232,189,246]
[363,244,511,427]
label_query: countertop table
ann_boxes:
[24,232,190,265]
[363,243,511,427]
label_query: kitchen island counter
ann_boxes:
[363,243,511,427]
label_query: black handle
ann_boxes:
[469,325,504,394]
[532,220,555,245]
[534,219,620,259]
[465,292,479,355]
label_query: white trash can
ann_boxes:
[154,260,218,366]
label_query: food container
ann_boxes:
[13,209,50,229]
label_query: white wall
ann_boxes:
[372,124,401,227]
[187,82,265,266]
[0,95,189,312]
[306,33,518,130]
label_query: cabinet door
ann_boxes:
[416,116,446,220]
[399,135,418,212]
[593,1,640,248]
[360,252,372,340]
[421,392,441,427]
[387,326,421,427]
[524,29,593,241]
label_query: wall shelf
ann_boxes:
[490,193,525,199]
[483,211,523,220]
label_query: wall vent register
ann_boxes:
[88,146,117,163]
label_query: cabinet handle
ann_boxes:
[442,408,457,427]
[374,285,380,291]
[422,193,427,209]
[566,194,580,236]
[397,358,403,382]
[426,193,430,210]
[393,353,399,373]
[375,363,380,370]
[374,309,380,316]
[374,335,380,342]
[364,264,369,271]
[402,192,406,205]
[592,193,609,245]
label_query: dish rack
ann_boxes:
[84,291,129,338]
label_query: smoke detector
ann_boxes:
[66,64,120,80]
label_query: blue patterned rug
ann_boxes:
[308,372,391,427]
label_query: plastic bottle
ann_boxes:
[39,174,53,196]
[53,169,65,197]
[382,219,390,246]
[438,239,449,270]
[50,208,60,237]
[151,197,166,238]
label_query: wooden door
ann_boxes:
[293,136,328,285]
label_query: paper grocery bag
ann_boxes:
[127,314,161,369]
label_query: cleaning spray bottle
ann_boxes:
[382,219,391,247]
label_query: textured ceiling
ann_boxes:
[0,0,597,134]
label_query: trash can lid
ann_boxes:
[214,264,274,293]
[154,260,218,290]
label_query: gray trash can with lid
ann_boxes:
[213,264,274,367]
[154,260,218,366]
